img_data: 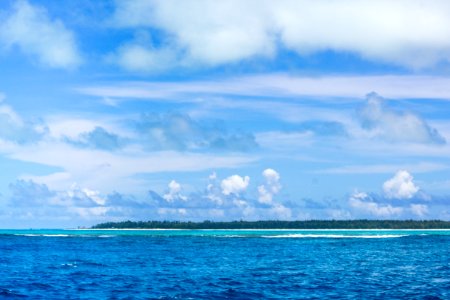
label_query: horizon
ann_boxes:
[3,219,450,230]
[1,0,450,228]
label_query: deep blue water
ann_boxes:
[0,230,449,299]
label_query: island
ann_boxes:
[92,220,450,229]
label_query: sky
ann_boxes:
[1,0,450,228]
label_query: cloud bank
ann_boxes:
[112,0,450,70]
[348,170,435,219]
[4,168,449,228]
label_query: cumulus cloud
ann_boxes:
[163,180,187,202]
[221,175,250,196]
[135,113,258,152]
[358,93,446,145]
[383,170,420,199]
[65,184,107,207]
[6,167,296,224]
[0,0,81,68]
[206,172,225,205]
[9,179,55,207]
[6,171,445,226]
[112,0,450,70]
[6,179,156,226]
[51,113,256,153]
[66,126,124,151]
[349,191,403,218]
[258,168,281,204]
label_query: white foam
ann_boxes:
[261,234,407,239]
[15,234,70,237]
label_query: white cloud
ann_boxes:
[0,0,81,69]
[270,203,292,220]
[262,168,280,183]
[349,191,403,217]
[221,175,250,196]
[131,112,257,152]
[6,141,257,194]
[4,179,159,227]
[410,204,429,217]
[108,31,175,72]
[0,102,47,144]
[77,75,450,107]
[359,93,445,145]
[113,0,274,67]
[258,168,281,204]
[112,0,450,69]
[208,172,217,180]
[206,172,224,205]
[163,180,187,202]
[383,170,420,199]
[45,116,127,141]
[68,206,110,219]
[113,44,173,72]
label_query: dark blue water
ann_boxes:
[0,230,449,299]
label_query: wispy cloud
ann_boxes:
[9,142,257,193]
[77,75,450,104]
[0,102,47,144]
[318,162,449,174]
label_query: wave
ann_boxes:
[4,231,441,238]
[261,234,408,239]
[14,234,71,237]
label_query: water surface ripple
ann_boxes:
[0,230,448,299]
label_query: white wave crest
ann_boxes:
[261,234,407,239]
[15,234,70,237]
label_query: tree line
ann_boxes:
[91,220,450,229]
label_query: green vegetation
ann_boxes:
[92,220,450,229]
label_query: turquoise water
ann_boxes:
[0,229,449,298]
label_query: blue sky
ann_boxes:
[1,0,450,228]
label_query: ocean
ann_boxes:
[0,229,449,299]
